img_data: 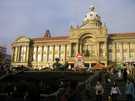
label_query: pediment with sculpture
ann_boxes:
[15,36,30,43]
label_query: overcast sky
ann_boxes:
[0,0,135,54]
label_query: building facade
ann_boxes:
[11,6,135,69]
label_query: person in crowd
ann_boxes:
[6,82,14,96]
[110,81,121,101]
[125,79,135,101]
[64,60,69,71]
[104,71,111,83]
[117,69,122,80]
[60,80,82,101]
[60,81,71,101]
[0,64,4,74]
[95,81,104,101]
[123,68,128,82]
[68,81,82,101]
[60,95,68,101]
[133,80,135,101]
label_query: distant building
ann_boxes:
[5,54,11,65]
[11,6,135,69]
[0,46,7,64]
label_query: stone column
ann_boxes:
[25,46,27,62]
[16,46,18,62]
[96,42,100,62]
[15,46,18,62]
[76,41,79,54]
[47,45,49,62]
[66,44,70,60]
[17,46,19,62]
[23,46,26,62]
[41,46,44,62]
[19,46,21,62]
[48,45,53,62]
[104,41,108,66]
[20,46,23,62]
[53,45,55,61]
[79,43,82,54]
[36,46,38,62]
[37,46,42,62]
[20,46,22,62]
[14,47,17,62]
[46,45,48,62]
[59,45,61,59]
[127,42,130,60]
[26,45,29,62]
[121,42,124,62]
[43,45,48,62]
[114,43,117,62]
[60,45,65,61]
[12,47,15,62]
[68,44,72,57]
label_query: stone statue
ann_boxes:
[84,5,100,21]
[53,58,63,71]
[90,5,95,12]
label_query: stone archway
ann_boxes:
[79,33,97,59]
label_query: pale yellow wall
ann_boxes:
[108,41,135,64]
[31,44,70,68]
[12,38,135,68]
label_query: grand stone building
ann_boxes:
[11,6,135,69]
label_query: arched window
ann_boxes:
[81,36,96,57]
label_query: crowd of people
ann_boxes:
[95,80,135,101]
[58,80,82,101]
[0,61,135,101]
[95,68,135,101]
[0,79,83,101]
[0,64,11,76]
